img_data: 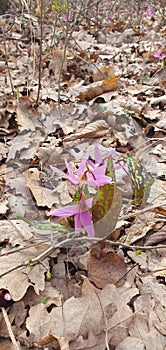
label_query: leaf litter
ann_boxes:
[0,1,166,349]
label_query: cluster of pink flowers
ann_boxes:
[51,146,124,237]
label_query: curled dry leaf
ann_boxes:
[77,76,118,101]
[87,248,127,288]
[39,334,70,350]
[64,120,113,142]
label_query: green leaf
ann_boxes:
[16,215,69,232]
[135,249,142,256]
[133,178,154,206]
[127,156,154,206]
[42,296,51,305]
[92,183,122,238]
[106,154,115,182]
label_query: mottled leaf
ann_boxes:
[127,156,154,206]
[92,183,122,238]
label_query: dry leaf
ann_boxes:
[39,334,70,350]
[26,168,59,207]
[70,330,106,350]
[26,277,138,342]
[87,248,127,288]
[0,199,8,215]
[64,120,112,142]
[93,66,115,82]
[116,336,144,350]
[77,76,117,101]
[0,244,50,300]
[16,97,38,132]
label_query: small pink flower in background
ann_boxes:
[146,10,153,17]
[62,13,70,22]
[4,293,12,301]
[101,6,107,11]
[108,14,114,19]
[154,49,166,60]
[62,13,67,22]
[51,192,94,236]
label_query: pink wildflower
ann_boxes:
[51,192,94,236]
[154,49,166,60]
[146,10,153,17]
[51,150,112,187]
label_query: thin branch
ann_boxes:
[0,235,165,279]
[2,307,21,350]
[35,0,43,106]
[3,35,14,94]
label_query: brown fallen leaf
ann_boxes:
[87,247,127,288]
[77,76,117,101]
[63,120,114,142]
[93,65,115,82]
[153,206,166,217]
[39,334,70,350]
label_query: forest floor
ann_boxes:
[0,1,166,349]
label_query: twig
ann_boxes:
[3,34,14,94]
[35,0,43,106]
[0,235,166,279]
[2,307,21,350]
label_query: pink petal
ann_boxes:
[94,145,102,164]
[51,204,78,217]
[77,152,89,175]
[85,197,93,208]
[64,160,79,184]
[80,210,94,237]
[92,164,107,176]
[50,165,67,177]
[74,213,82,233]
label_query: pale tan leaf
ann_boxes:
[116,337,144,350]
[0,244,49,300]
[64,120,113,142]
[25,168,59,207]
[0,199,8,214]
[26,277,138,342]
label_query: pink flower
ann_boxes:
[146,10,153,17]
[51,192,94,236]
[87,145,125,171]
[51,149,112,187]
[4,293,12,301]
[154,49,166,60]
[62,13,67,22]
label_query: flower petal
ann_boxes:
[74,213,82,233]
[50,165,67,178]
[51,204,78,217]
[64,160,80,184]
[77,152,89,175]
[85,197,93,208]
[94,145,102,164]
[80,210,94,237]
